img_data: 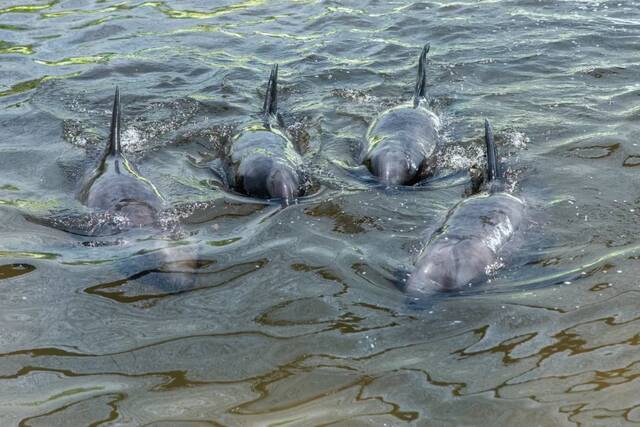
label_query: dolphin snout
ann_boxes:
[114,201,157,227]
[406,261,453,295]
[267,167,301,204]
[370,151,413,185]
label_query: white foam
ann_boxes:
[121,126,146,153]
[504,129,529,149]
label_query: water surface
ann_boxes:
[1,0,640,425]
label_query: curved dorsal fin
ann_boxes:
[413,43,430,107]
[108,87,122,156]
[262,64,278,121]
[484,119,500,183]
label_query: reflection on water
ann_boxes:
[2,0,640,424]
[305,200,379,234]
[0,263,35,280]
[85,258,267,304]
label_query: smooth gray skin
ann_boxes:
[230,127,304,204]
[77,88,163,230]
[406,192,525,295]
[80,156,162,228]
[364,105,439,185]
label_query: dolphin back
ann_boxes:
[78,88,162,224]
[228,65,306,204]
[407,192,524,295]
[406,120,525,295]
[363,44,439,185]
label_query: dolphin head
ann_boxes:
[112,200,158,228]
[267,165,301,205]
[406,239,495,296]
[406,250,457,295]
[367,149,416,186]
[239,157,302,204]
[239,157,273,198]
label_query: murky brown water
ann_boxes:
[2,0,640,425]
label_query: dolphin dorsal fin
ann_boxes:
[413,44,430,107]
[484,119,500,183]
[262,64,278,124]
[108,87,122,156]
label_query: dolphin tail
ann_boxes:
[413,43,430,107]
[484,119,500,183]
[108,87,122,156]
[262,64,278,122]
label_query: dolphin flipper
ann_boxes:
[413,43,430,107]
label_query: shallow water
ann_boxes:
[1,0,640,425]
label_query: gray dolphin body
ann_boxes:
[406,120,525,295]
[78,88,162,228]
[364,44,440,186]
[228,65,306,205]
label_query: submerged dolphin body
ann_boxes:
[228,65,306,205]
[78,88,162,228]
[363,44,440,186]
[406,120,525,296]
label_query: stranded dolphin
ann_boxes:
[228,65,307,205]
[406,120,525,296]
[77,87,163,229]
[363,44,440,186]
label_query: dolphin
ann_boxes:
[77,87,163,229]
[406,120,525,296]
[72,89,201,291]
[363,44,440,186]
[228,65,306,205]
